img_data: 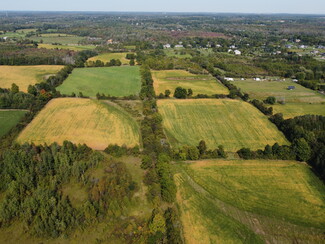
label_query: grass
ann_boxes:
[57,66,141,97]
[87,52,133,65]
[61,181,88,208]
[175,159,325,243]
[231,78,325,103]
[0,65,64,92]
[0,110,26,137]
[0,29,36,38]
[272,103,325,119]
[164,48,192,58]
[121,156,152,218]
[152,70,229,96]
[16,98,141,150]
[158,99,289,151]
[29,34,85,45]
[38,43,96,51]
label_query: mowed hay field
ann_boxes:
[0,65,63,92]
[57,66,141,97]
[231,79,325,103]
[87,52,133,65]
[38,43,96,51]
[158,99,289,151]
[175,160,325,243]
[29,34,85,45]
[16,98,141,150]
[0,110,26,137]
[272,103,325,119]
[152,70,229,96]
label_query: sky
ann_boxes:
[1,0,325,14]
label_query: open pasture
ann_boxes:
[0,110,26,137]
[87,52,133,65]
[57,66,141,97]
[38,43,96,51]
[29,33,85,45]
[231,78,325,103]
[272,103,325,119]
[175,159,325,243]
[152,70,229,96]
[0,65,63,92]
[164,48,192,58]
[158,99,289,151]
[16,98,141,150]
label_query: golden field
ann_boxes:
[0,65,63,92]
[17,98,141,150]
[152,70,229,96]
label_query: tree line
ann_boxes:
[237,114,325,181]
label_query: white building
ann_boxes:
[224,77,234,81]
[163,44,171,49]
[234,50,241,55]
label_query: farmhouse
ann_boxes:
[287,86,296,90]
[224,77,234,81]
[175,44,184,48]
[234,50,241,55]
[254,78,261,81]
[163,44,171,49]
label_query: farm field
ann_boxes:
[0,110,26,137]
[231,78,325,103]
[16,98,141,150]
[0,29,37,38]
[164,48,192,58]
[175,159,325,243]
[38,43,96,51]
[157,99,289,151]
[29,33,85,45]
[0,65,64,92]
[57,66,141,97]
[152,70,229,96]
[87,52,133,65]
[272,103,325,119]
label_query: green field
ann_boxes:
[152,70,229,96]
[231,78,325,103]
[272,103,325,119]
[0,65,64,92]
[175,159,325,243]
[158,99,289,151]
[164,48,192,58]
[29,33,85,45]
[57,66,141,97]
[0,110,26,137]
[0,29,37,38]
[17,98,141,150]
[87,52,133,65]
[38,43,96,51]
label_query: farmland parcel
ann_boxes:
[17,98,141,150]
[0,65,63,92]
[57,66,141,97]
[158,99,289,151]
[0,110,26,137]
[175,159,325,243]
[152,70,229,96]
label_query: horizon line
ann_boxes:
[0,10,324,16]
